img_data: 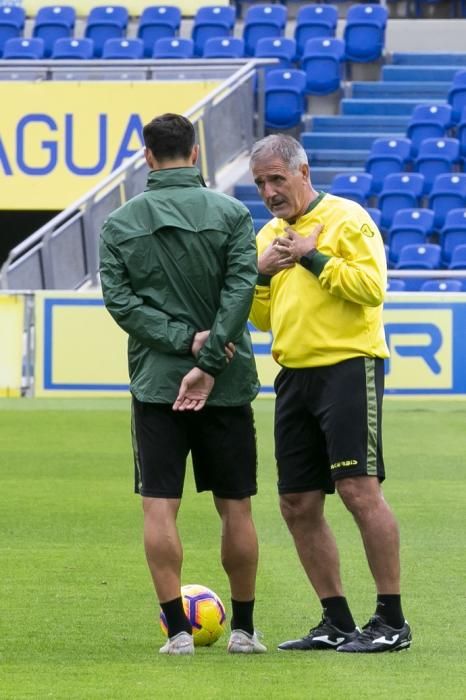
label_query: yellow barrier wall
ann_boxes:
[0,295,24,397]
[21,1,228,17]
[0,81,220,210]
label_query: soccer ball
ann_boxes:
[160,584,227,647]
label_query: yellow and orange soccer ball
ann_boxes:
[160,584,227,647]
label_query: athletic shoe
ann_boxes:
[227,629,267,654]
[159,631,194,655]
[337,615,412,653]
[278,617,359,651]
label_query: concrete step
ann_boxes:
[308,115,411,133]
[351,81,451,100]
[307,149,370,168]
[341,98,445,116]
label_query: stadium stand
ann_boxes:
[102,37,144,59]
[448,243,466,268]
[387,208,435,265]
[378,173,426,230]
[203,36,244,58]
[137,6,181,58]
[264,68,307,130]
[420,279,464,291]
[301,37,345,95]
[0,5,25,57]
[254,36,296,72]
[428,173,466,228]
[329,172,373,205]
[84,5,129,58]
[365,137,412,194]
[395,243,442,270]
[439,208,466,265]
[343,3,388,64]
[191,5,236,56]
[3,37,45,59]
[413,137,461,194]
[242,4,287,57]
[52,37,94,59]
[294,4,338,60]
[32,5,76,58]
[406,103,453,156]
[152,36,194,58]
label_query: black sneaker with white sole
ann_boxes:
[278,617,360,651]
[337,615,412,653]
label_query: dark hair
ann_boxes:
[143,113,195,162]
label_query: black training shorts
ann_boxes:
[274,356,385,495]
[131,397,257,499]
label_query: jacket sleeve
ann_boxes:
[99,229,195,355]
[307,219,387,307]
[195,210,258,376]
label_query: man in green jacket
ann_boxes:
[100,113,266,656]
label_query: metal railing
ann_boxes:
[0,59,267,291]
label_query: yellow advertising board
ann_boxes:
[0,294,24,397]
[19,1,227,17]
[0,80,220,210]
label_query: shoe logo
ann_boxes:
[373,634,400,646]
[314,635,345,646]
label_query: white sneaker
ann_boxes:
[227,629,267,654]
[159,631,194,655]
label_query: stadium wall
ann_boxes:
[2,291,466,398]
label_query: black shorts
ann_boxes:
[131,398,257,499]
[274,357,385,495]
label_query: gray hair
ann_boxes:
[250,134,308,174]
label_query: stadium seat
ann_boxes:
[294,4,338,60]
[0,5,26,56]
[254,36,296,72]
[365,138,412,194]
[203,36,244,58]
[264,69,306,130]
[32,5,76,58]
[366,207,382,229]
[153,37,194,58]
[386,278,407,291]
[414,137,461,194]
[2,37,45,59]
[343,3,388,64]
[439,208,466,266]
[330,173,373,205]
[447,69,466,123]
[242,4,287,57]
[137,6,181,58]
[388,208,435,265]
[456,106,466,158]
[301,37,345,95]
[420,279,463,292]
[407,104,453,158]
[242,200,270,219]
[84,5,129,58]
[52,37,94,59]
[102,37,144,59]
[396,243,441,270]
[448,244,466,269]
[191,5,236,57]
[378,173,425,230]
[428,173,466,228]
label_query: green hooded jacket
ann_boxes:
[99,167,260,405]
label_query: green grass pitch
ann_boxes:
[1,398,465,699]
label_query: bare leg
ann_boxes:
[280,490,344,599]
[336,476,400,593]
[142,496,183,602]
[213,496,258,600]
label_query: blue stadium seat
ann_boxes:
[52,37,94,59]
[330,173,373,205]
[386,278,407,291]
[32,5,76,58]
[428,173,466,228]
[84,5,129,58]
[254,36,296,72]
[243,4,287,57]
[388,207,435,265]
[343,3,388,64]
[3,37,45,59]
[264,68,306,130]
[102,37,144,59]
[456,106,466,159]
[192,5,236,57]
[294,4,338,59]
[365,137,412,194]
[203,36,244,58]
[420,279,463,292]
[395,243,441,270]
[406,103,453,158]
[414,137,461,194]
[153,37,194,58]
[242,200,270,219]
[447,70,466,123]
[301,37,345,95]
[378,173,425,230]
[448,244,466,269]
[366,207,382,229]
[439,208,466,266]
[0,5,26,56]
[137,6,181,58]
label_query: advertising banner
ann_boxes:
[0,294,24,397]
[0,80,220,210]
[34,292,466,398]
